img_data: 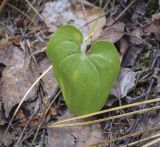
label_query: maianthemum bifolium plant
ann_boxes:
[46,25,120,116]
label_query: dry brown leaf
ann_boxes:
[144,23,160,39]
[129,28,143,45]
[1,63,38,117]
[122,47,143,67]
[0,46,38,117]
[41,0,106,39]
[75,5,106,40]
[0,43,58,117]
[100,21,125,43]
[48,111,105,147]
[143,12,160,39]
[0,45,24,66]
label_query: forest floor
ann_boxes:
[0,0,160,146]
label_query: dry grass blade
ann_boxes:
[142,135,160,147]
[0,65,52,146]
[88,125,160,146]
[48,105,160,128]
[30,90,61,147]
[128,133,160,146]
[48,98,160,126]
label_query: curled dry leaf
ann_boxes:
[48,111,105,147]
[111,68,136,98]
[41,0,106,39]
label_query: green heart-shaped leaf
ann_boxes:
[46,25,120,116]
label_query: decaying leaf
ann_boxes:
[129,28,143,45]
[41,0,106,39]
[143,12,160,39]
[0,45,23,66]
[48,111,105,147]
[1,63,38,117]
[0,42,58,117]
[122,47,143,67]
[100,21,125,43]
[111,68,136,98]
[0,46,38,117]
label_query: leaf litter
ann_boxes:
[0,0,160,146]
[48,111,105,147]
